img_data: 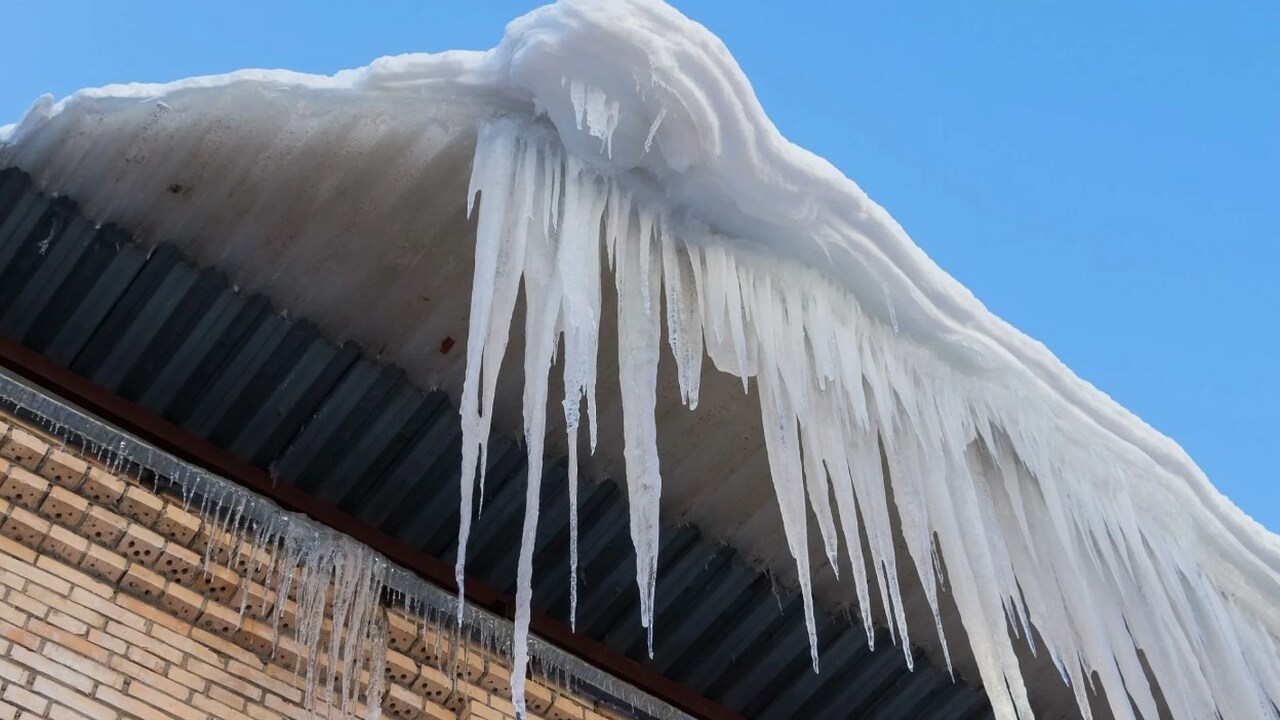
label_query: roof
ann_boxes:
[0,166,992,719]
[2,1,1277,717]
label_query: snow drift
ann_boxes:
[3,1,1278,718]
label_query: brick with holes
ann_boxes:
[0,463,51,509]
[115,522,166,566]
[38,450,89,489]
[1,505,51,550]
[78,542,129,583]
[79,467,126,506]
[38,485,90,527]
[116,486,164,526]
[0,427,48,471]
[154,503,202,546]
[39,523,89,565]
[79,505,130,546]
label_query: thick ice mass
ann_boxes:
[3,1,1279,718]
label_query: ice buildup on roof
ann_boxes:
[3,1,1278,719]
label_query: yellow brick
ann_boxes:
[155,503,202,546]
[167,663,209,694]
[385,682,427,717]
[42,640,125,689]
[128,681,208,720]
[246,703,285,720]
[411,665,457,708]
[70,586,146,631]
[0,464,50,509]
[231,580,277,621]
[38,449,88,489]
[386,609,421,654]
[160,579,207,623]
[487,694,519,718]
[33,677,118,720]
[25,582,104,631]
[0,542,70,594]
[192,691,246,720]
[156,540,202,584]
[109,654,193,702]
[150,621,220,667]
[79,542,130,583]
[0,601,20,626]
[193,563,241,604]
[6,586,49,619]
[386,649,420,686]
[105,619,186,665]
[228,658,304,704]
[87,627,126,658]
[0,428,48,471]
[49,704,93,720]
[206,684,247,712]
[196,597,241,637]
[264,692,308,720]
[118,485,165,525]
[232,615,276,656]
[186,657,268,702]
[421,700,456,720]
[38,484,90,526]
[478,660,512,696]
[2,683,49,716]
[0,505,51,550]
[0,533,36,564]
[116,591,184,633]
[27,620,107,662]
[0,655,33,684]
[269,635,306,674]
[9,642,95,693]
[80,505,130,546]
[264,662,307,691]
[80,467,126,505]
[95,686,153,720]
[546,695,585,720]
[36,552,114,598]
[225,541,274,583]
[40,522,89,565]
[191,625,266,669]
[121,563,166,601]
[125,643,167,673]
[116,522,166,565]
[525,682,556,715]
[460,700,510,720]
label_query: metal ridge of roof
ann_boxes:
[0,165,993,719]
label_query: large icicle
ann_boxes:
[613,199,665,657]
[457,115,1280,720]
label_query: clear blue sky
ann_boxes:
[4,2,1276,531]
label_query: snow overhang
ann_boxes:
[3,1,1278,718]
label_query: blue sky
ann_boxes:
[4,1,1276,531]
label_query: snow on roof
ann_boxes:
[3,1,1278,718]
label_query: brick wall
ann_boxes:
[0,412,624,720]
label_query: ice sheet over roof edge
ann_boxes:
[3,1,1278,718]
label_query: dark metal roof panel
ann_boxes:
[0,165,990,718]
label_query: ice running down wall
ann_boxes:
[2,1,1278,719]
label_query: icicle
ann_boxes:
[457,121,531,623]
[615,201,665,659]
[449,117,1280,720]
[507,128,566,717]
[660,231,704,409]
[568,430,580,631]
